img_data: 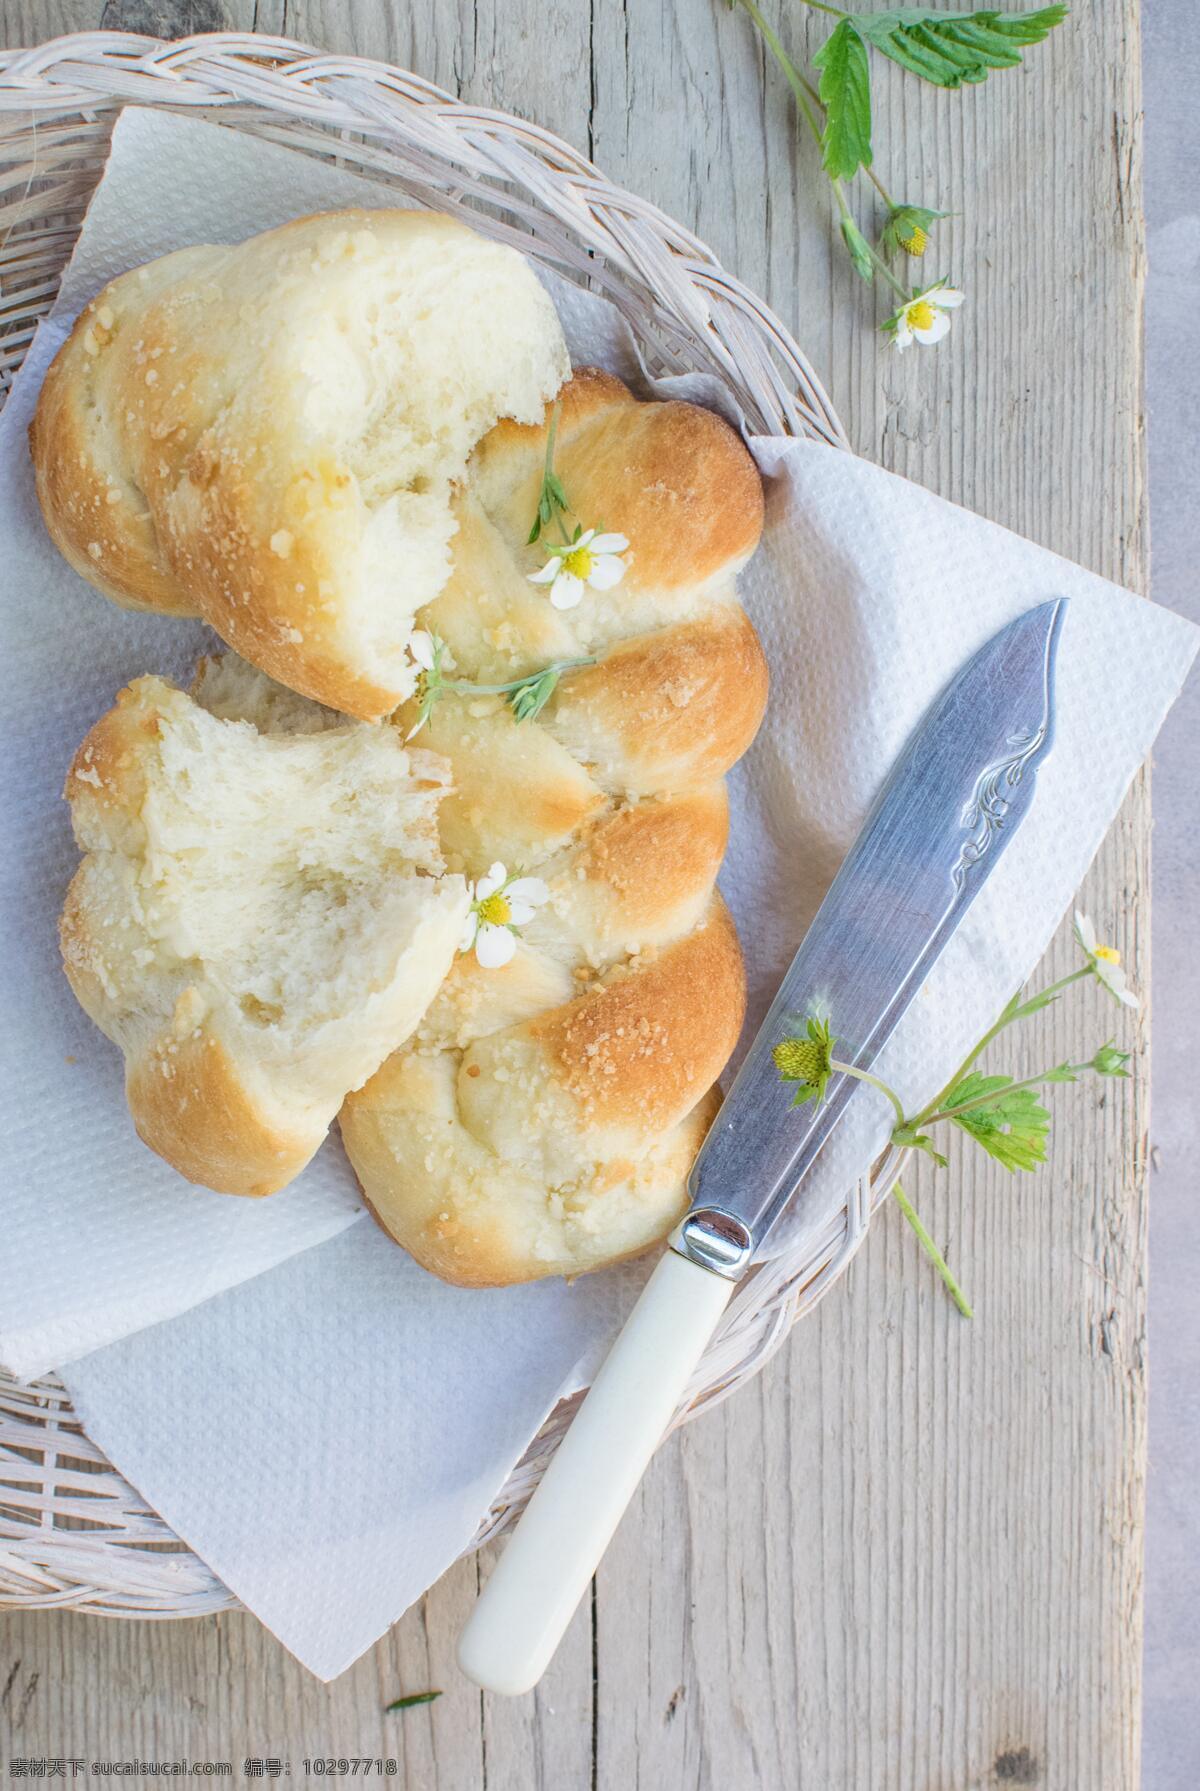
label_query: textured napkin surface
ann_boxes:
[65,1221,632,1676]
[0,108,1193,1676]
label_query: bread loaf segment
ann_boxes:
[31,210,570,719]
[344,1050,724,1286]
[60,673,469,1195]
[341,369,766,1282]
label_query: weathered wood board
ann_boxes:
[0,0,1149,1785]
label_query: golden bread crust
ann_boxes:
[342,366,767,1283]
[125,1028,313,1198]
[31,211,569,719]
[527,897,744,1131]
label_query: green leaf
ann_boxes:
[1042,1061,1079,1084]
[508,668,560,723]
[948,1072,1051,1173]
[840,214,876,283]
[1009,984,1060,1018]
[943,1072,1013,1109]
[386,1690,442,1712]
[813,20,873,179]
[892,1126,949,1169]
[856,7,1067,90]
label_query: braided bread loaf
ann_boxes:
[340,368,767,1284]
[38,197,766,1277]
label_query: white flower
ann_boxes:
[405,630,443,739]
[1074,911,1139,1008]
[885,281,965,352]
[409,629,437,672]
[528,528,629,610]
[459,861,551,969]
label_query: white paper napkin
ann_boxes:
[2,108,1194,1677]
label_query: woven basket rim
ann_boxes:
[0,28,883,1624]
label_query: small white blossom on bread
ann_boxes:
[883,281,965,352]
[406,630,445,739]
[459,862,551,969]
[1074,911,1139,1008]
[528,527,630,610]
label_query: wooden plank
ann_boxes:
[0,0,1149,1786]
[588,4,1149,1788]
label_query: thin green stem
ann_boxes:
[922,1062,1094,1130]
[533,398,574,545]
[829,176,907,297]
[446,656,596,698]
[541,399,560,490]
[1012,966,1092,1013]
[737,0,828,156]
[863,162,898,211]
[830,1058,907,1129]
[892,1183,973,1318]
[912,967,1094,1128]
[796,69,822,107]
[794,0,847,15]
[735,0,909,299]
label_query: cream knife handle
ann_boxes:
[457,1247,735,1696]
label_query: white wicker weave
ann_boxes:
[0,30,893,1620]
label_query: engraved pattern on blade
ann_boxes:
[680,599,1066,1266]
[951,617,1055,890]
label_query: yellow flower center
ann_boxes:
[562,546,594,581]
[1093,944,1121,965]
[900,225,928,256]
[476,892,512,928]
[906,299,936,332]
[772,1038,827,1082]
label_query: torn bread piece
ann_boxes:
[61,670,469,1195]
[31,209,569,719]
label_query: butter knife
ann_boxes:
[458,597,1065,1695]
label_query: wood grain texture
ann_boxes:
[0,0,1149,1786]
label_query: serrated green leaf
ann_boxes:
[856,6,1067,90]
[949,1074,1051,1173]
[813,19,873,179]
[945,1072,1014,1108]
[840,214,876,282]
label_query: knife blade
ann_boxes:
[458,597,1065,1696]
[678,594,1066,1276]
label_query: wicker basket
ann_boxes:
[0,30,893,1620]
